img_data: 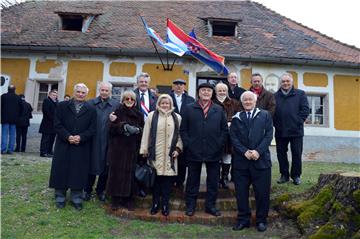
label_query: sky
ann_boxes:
[254,0,360,48]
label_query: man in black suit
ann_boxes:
[39,89,58,157]
[15,94,33,152]
[230,91,273,232]
[169,79,195,189]
[227,72,246,101]
[133,72,157,121]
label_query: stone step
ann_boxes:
[106,206,279,226]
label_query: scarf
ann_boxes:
[252,87,263,96]
[198,100,212,118]
[216,95,226,103]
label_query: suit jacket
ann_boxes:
[39,97,58,134]
[169,91,195,116]
[1,92,23,124]
[134,88,157,113]
[230,108,273,169]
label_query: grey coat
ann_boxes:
[88,96,120,175]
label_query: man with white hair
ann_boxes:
[273,73,309,185]
[134,72,157,120]
[230,91,273,232]
[84,82,120,202]
[49,83,97,210]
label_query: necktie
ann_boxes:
[140,92,145,104]
[247,111,251,124]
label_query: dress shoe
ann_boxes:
[256,222,267,232]
[161,205,169,216]
[97,192,106,202]
[293,177,301,185]
[185,208,195,216]
[56,202,65,209]
[150,204,159,215]
[71,202,83,211]
[40,153,52,158]
[277,175,289,184]
[232,222,250,231]
[83,192,91,201]
[205,207,221,217]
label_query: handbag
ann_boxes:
[135,163,156,188]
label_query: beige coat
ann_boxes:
[140,103,183,176]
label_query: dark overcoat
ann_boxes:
[39,97,58,134]
[134,88,157,113]
[228,85,246,101]
[88,96,120,175]
[16,100,33,127]
[180,101,228,162]
[169,91,195,116]
[273,88,310,138]
[106,105,144,197]
[1,91,23,124]
[230,108,273,170]
[49,100,97,189]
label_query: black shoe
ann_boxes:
[277,175,289,184]
[185,208,195,216]
[150,204,159,215]
[232,222,250,231]
[40,153,52,158]
[97,192,106,202]
[256,222,267,232]
[293,177,301,185]
[71,202,83,211]
[161,205,169,216]
[83,192,91,201]
[205,207,221,217]
[56,202,65,209]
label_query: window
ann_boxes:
[36,83,58,112]
[111,84,134,101]
[212,21,237,36]
[305,94,328,126]
[60,15,84,31]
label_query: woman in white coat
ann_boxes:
[140,94,182,216]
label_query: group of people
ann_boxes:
[2,70,309,233]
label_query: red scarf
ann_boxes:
[251,87,263,96]
[198,100,212,118]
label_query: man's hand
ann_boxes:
[172,151,179,158]
[109,112,117,122]
[249,150,260,160]
[73,135,81,144]
[244,150,253,160]
[68,135,75,144]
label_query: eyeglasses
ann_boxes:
[125,98,135,102]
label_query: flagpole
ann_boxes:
[170,55,178,71]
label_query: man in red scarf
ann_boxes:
[249,73,276,117]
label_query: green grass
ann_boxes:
[1,153,359,239]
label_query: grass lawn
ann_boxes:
[1,153,359,239]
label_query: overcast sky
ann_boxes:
[254,0,360,48]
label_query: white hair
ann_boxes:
[227,72,238,79]
[98,81,113,91]
[73,83,89,93]
[240,91,257,102]
[136,72,151,83]
[280,73,294,83]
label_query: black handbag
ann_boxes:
[135,163,156,188]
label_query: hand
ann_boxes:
[172,151,179,158]
[68,135,75,144]
[109,112,117,122]
[142,153,148,158]
[244,150,252,160]
[73,135,81,145]
[249,150,260,160]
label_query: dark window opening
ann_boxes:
[212,21,237,36]
[61,15,84,31]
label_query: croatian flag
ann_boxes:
[167,19,229,75]
[141,17,186,57]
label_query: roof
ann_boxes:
[1,1,360,68]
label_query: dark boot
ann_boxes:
[220,164,230,189]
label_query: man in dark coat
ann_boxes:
[273,73,310,185]
[1,85,23,154]
[180,83,228,217]
[15,94,33,152]
[169,78,195,189]
[227,72,246,101]
[84,82,120,202]
[39,89,58,157]
[49,83,97,210]
[134,72,157,121]
[230,91,273,232]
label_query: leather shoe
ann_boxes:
[161,205,170,216]
[232,222,250,231]
[150,203,159,215]
[56,202,65,209]
[205,207,221,217]
[293,177,301,185]
[277,175,289,184]
[83,192,91,201]
[71,202,83,211]
[185,208,195,216]
[98,192,106,202]
[256,222,267,232]
[40,153,52,158]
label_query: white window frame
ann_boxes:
[305,93,329,128]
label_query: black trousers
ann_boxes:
[175,154,187,186]
[85,168,108,195]
[152,175,174,206]
[185,161,220,210]
[40,133,56,155]
[233,165,271,225]
[275,136,303,179]
[15,126,28,152]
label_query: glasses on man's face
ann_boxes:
[125,98,135,102]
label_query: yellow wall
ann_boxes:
[109,62,136,77]
[66,60,104,98]
[240,68,252,89]
[287,71,299,88]
[35,59,61,74]
[1,58,30,94]
[303,72,328,87]
[334,75,360,131]
[142,64,189,91]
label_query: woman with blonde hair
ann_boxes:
[140,94,182,216]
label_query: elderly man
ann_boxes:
[169,78,195,189]
[49,83,96,210]
[84,82,120,202]
[180,83,228,217]
[274,73,309,185]
[230,91,273,232]
[39,89,58,157]
[134,72,157,120]
[249,73,276,117]
[227,72,246,101]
